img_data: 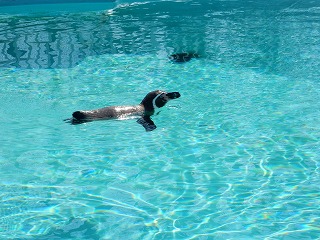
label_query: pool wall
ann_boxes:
[0,0,115,7]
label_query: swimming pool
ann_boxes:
[1,0,320,239]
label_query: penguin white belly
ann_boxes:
[76,105,144,121]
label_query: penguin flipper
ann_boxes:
[137,116,157,132]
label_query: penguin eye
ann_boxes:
[160,94,169,102]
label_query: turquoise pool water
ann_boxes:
[1,0,320,239]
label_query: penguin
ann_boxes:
[64,90,181,131]
[169,52,200,63]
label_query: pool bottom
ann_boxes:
[1,53,320,239]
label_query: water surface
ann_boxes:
[1,0,320,239]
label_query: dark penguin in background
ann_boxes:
[169,52,200,63]
[64,90,181,131]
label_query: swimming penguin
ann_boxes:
[169,52,200,63]
[64,90,181,131]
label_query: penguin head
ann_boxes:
[169,52,200,63]
[141,90,181,115]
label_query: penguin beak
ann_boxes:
[165,92,181,100]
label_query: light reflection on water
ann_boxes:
[0,0,319,79]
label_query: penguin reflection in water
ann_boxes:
[64,90,181,131]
